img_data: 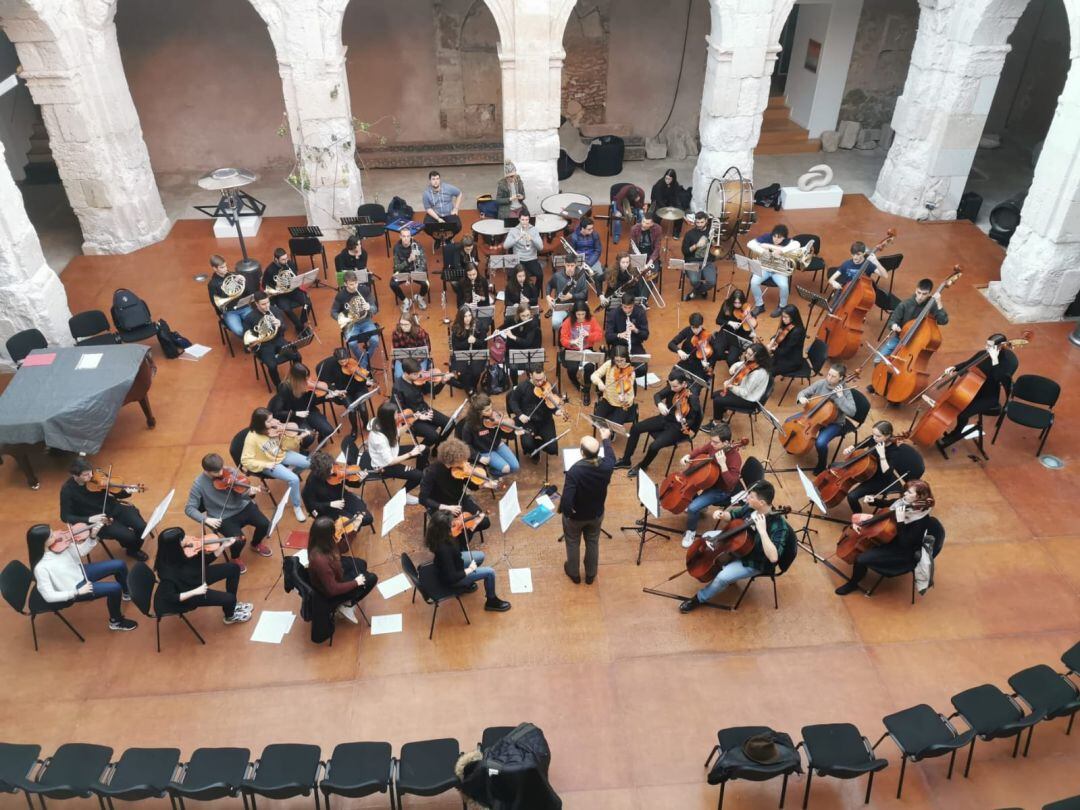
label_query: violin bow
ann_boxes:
[98,464,115,519]
[304,360,331,413]
[63,522,90,583]
[392,391,422,449]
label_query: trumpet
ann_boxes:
[213,273,246,309]
[243,312,281,347]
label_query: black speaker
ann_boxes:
[957,191,982,222]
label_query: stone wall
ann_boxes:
[561,1,610,124]
[836,0,917,128]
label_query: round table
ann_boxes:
[541,192,592,217]
[472,218,509,249]
[535,212,569,254]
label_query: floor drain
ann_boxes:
[1039,455,1065,470]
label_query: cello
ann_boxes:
[780,373,858,456]
[910,331,1032,447]
[685,507,792,582]
[835,507,898,564]
[658,438,750,514]
[816,229,896,359]
[813,431,911,508]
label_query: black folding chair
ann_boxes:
[1,560,84,652]
[167,747,250,806]
[1045,795,1080,810]
[949,684,1043,775]
[5,329,47,366]
[356,203,392,257]
[320,742,393,808]
[290,236,329,282]
[401,552,471,640]
[127,560,206,653]
[1009,664,1080,737]
[792,233,826,291]
[21,743,113,809]
[705,726,802,810]
[725,377,774,446]
[723,526,797,611]
[0,743,42,809]
[393,738,461,809]
[991,374,1059,456]
[873,704,975,798]
[479,726,516,751]
[242,743,321,809]
[91,747,181,810]
[828,390,871,466]
[798,723,888,808]
[1062,640,1080,680]
[777,339,827,405]
[874,254,903,321]
[69,310,121,346]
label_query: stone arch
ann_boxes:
[769,0,798,47]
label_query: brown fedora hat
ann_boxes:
[742,733,785,764]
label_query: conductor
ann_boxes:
[559,427,616,585]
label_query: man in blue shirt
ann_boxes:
[422,170,462,247]
[828,240,887,293]
[568,216,604,285]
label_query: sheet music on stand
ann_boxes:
[734,253,764,278]
[551,255,566,269]
[563,349,605,365]
[452,350,490,363]
[679,367,710,390]
[285,269,318,290]
[392,271,430,284]
[234,293,255,309]
[667,258,685,273]
[508,348,546,368]
[353,269,375,286]
[548,302,574,314]
[391,347,430,361]
[586,414,630,436]
[503,304,541,319]
[488,255,520,271]
[467,304,496,321]
[628,254,648,271]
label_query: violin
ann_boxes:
[483,410,525,435]
[181,533,241,559]
[658,438,750,514]
[333,513,366,544]
[327,463,366,486]
[450,461,505,490]
[721,361,757,396]
[451,511,486,538]
[812,431,910,508]
[816,228,896,359]
[534,381,570,421]
[611,364,635,407]
[672,388,694,436]
[212,469,255,494]
[691,330,713,362]
[86,470,147,495]
[871,267,962,404]
[835,507,898,564]
[780,374,859,456]
[911,331,1032,447]
[337,357,374,384]
[395,408,425,429]
[412,368,457,386]
[306,378,345,399]
[685,507,792,582]
[766,323,794,353]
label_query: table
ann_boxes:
[0,345,156,488]
[541,193,592,218]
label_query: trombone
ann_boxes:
[629,238,665,308]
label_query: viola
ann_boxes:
[871,267,962,404]
[212,469,255,494]
[333,513,366,544]
[86,470,147,495]
[910,331,1032,447]
[306,378,345,399]
[691,330,713,362]
[835,507,898,564]
[658,438,750,514]
[812,431,910,508]
[327,463,366,486]
[395,409,422,429]
[685,507,792,582]
[483,410,524,435]
[450,461,504,490]
[338,357,374,384]
[816,228,896,359]
[780,374,858,456]
[534,382,570,421]
[767,323,794,353]
[672,388,695,436]
[181,533,242,559]
[451,511,486,538]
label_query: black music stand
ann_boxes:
[619,470,677,565]
[287,225,329,287]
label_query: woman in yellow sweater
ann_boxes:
[241,407,312,522]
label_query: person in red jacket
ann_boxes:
[559,302,603,405]
[305,516,378,625]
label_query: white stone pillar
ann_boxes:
[987,60,1080,322]
[871,1,1012,219]
[499,38,561,203]
[251,0,362,240]
[0,137,71,366]
[4,14,170,255]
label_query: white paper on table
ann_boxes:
[381,486,407,537]
[75,353,103,370]
[267,492,291,538]
[498,482,521,533]
[141,488,175,539]
[370,614,403,635]
[376,572,411,600]
[509,567,533,593]
[250,611,296,643]
[182,344,212,360]
[638,468,659,518]
[496,290,506,301]
[293,548,309,568]
[796,466,827,514]
[536,494,556,512]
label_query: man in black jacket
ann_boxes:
[59,458,148,560]
[605,291,649,354]
[507,367,561,460]
[242,291,300,387]
[560,428,615,584]
[394,358,451,446]
[615,370,701,478]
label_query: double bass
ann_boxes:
[816,229,896,359]
[780,374,858,456]
[910,332,1032,447]
[658,438,750,514]
[813,431,911,508]
[685,507,791,582]
[871,268,963,404]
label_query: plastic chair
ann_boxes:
[777,339,826,405]
[798,723,888,808]
[356,203,392,257]
[91,747,181,809]
[1,560,84,652]
[992,374,1059,456]
[1009,664,1080,737]
[873,704,974,798]
[319,742,393,808]
[949,684,1043,776]
[705,726,801,810]
[289,237,329,282]
[167,747,250,805]
[69,310,121,346]
[393,738,461,809]
[127,560,206,653]
[1062,640,1080,679]
[21,743,113,808]
[242,743,321,809]
[0,743,42,807]
[5,329,47,366]
[400,553,470,640]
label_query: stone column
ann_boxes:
[988,61,1080,322]
[0,137,71,365]
[4,13,170,255]
[252,0,362,240]
[870,1,1012,219]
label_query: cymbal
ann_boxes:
[655,206,685,221]
[197,168,258,191]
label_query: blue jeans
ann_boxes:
[876,334,901,364]
[346,321,381,368]
[814,422,845,474]
[223,305,253,337]
[611,205,642,242]
[750,271,789,308]
[551,310,569,331]
[696,559,759,603]
[483,443,520,476]
[686,262,717,296]
[264,450,311,507]
[461,550,497,597]
[685,489,732,532]
[394,358,431,382]
[76,559,129,621]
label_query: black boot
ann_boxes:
[484,596,512,612]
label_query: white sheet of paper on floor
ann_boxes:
[509,567,533,594]
[376,572,411,600]
[370,614,403,635]
[636,372,661,388]
[638,468,659,518]
[267,492,290,537]
[536,494,556,512]
[250,610,296,644]
[293,548,309,568]
[75,353,103,370]
[499,482,521,533]
[181,344,212,360]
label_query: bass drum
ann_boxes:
[705,166,757,244]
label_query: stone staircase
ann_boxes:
[757,95,821,155]
[22,108,60,184]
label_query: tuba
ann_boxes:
[756,244,797,277]
[213,273,246,309]
[243,312,281,347]
[268,266,295,296]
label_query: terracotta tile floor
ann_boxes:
[1,195,1077,808]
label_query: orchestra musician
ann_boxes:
[768,305,807,377]
[839,420,913,513]
[681,211,717,301]
[242,291,299,388]
[358,401,426,502]
[650,168,686,236]
[301,451,373,530]
[313,348,375,437]
[591,345,638,424]
[153,527,252,625]
[611,183,645,244]
[502,305,542,386]
[679,481,791,612]
[453,264,496,312]
[263,247,311,334]
[306,515,378,626]
[615,369,701,478]
[507,366,562,461]
[391,315,433,382]
[494,160,527,219]
[936,333,1015,452]
[827,241,887,296]
[505,265,541,313]
[331,270,381,370]
[600,253,646,310]
[629,211,663,270]
[747,224,801,317]
[678,423,744,549]
[334,236,371,288]
[605,291,650,356]
[706,343,771,431]
[60,458,149,561]
[443,234,480,277]
[207,254,258,336]
[713,289,756,368]
[241,407,312,523]
[184,453,269,571]
[450,306,490,394]
[270,362,338,447]
[669,312,712,384]
[425,509,511,613]
[503,208,545,286]
[834,479,935,596]
[423,170,463,248]
[391,230,430,310]
[559,302,603,406]
[546,252,591,330]
[419,437,494,533]
[460,393,522,477]
[568,216,604,284]
[868,278,948,392]
[795,363,858,475]
[394,358,452,446]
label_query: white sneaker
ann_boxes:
[293,505,307,522]
[681,530,696,549]
[416,294,427,311]
[406,494,419,506]
[337,604,359,624]
[224,610,252,625]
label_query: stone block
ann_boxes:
[645,137,667,159]
[879,124,894,150]
[820,130,840,152]
[837,120,860,149]
[855,129,878,150]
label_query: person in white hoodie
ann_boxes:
[30,522,138,631]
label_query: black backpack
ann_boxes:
[155,318,192,359]
[387,195,414,222]
[754,183,782,210]
[481,363,510,396]
[460,723,562,809]
[111,288,153,333]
